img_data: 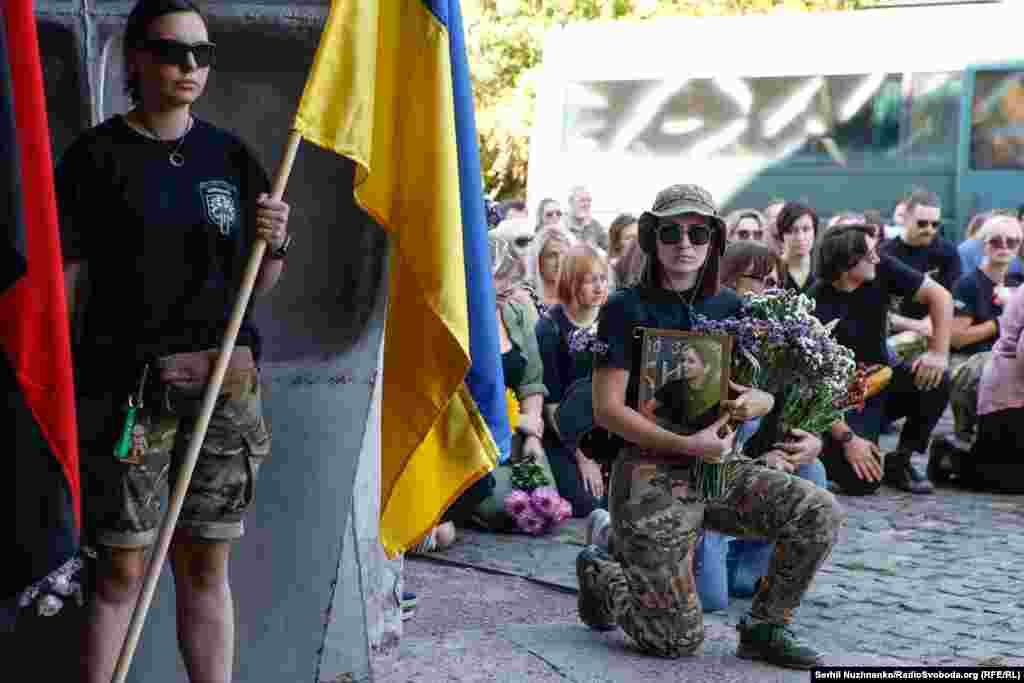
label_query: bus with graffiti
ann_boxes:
[527,2,1024,238]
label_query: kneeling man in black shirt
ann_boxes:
[811,225,953,495]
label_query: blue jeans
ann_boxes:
[694,459,827,612]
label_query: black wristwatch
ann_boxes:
[267,233,293,260]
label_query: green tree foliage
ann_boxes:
[465,0,878,199]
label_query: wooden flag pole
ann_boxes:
[111,130,304,683]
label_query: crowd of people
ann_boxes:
[416,181,1024,670]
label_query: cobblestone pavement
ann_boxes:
[391,429,1024,681]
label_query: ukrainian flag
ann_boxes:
[293,0,511,556]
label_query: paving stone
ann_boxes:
[409,435,1020,676]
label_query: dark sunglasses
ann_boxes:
[513,236,533,249]
[987,235,1022,250]
[734,229,764,241]
[140,38,217,69]
[657,222,713,246]
[916,219,941,230]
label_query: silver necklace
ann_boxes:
[131,114,194,167]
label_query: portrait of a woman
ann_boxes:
[640,341,723,435]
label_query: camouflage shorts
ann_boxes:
[950,352,990,439]
[79,367,270,548]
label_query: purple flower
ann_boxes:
[555,498,573,523]
[504,489,531,517]
[516,509,548,535]
[530,486,562,519]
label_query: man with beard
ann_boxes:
[565,185,609,251]
[881,190,961,341]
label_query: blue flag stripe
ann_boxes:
[429,0,512,460]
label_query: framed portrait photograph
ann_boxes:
[635,328,732,437]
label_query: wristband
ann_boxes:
[267,233,293,260]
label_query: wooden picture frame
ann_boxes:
[635,328,732,437]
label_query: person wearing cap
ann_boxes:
[575,184,843,670]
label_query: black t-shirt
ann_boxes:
[879,236,960,319]
[596,284,742,409]
[56,116,270,395]
[536,305,592,406]
[809,255,924,366]
[952,268,1003,355]
[782,269,816,295]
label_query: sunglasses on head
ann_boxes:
[987,235,1022,250]
[657,222,713,246]
[734,229,764,241]
[916,219,941,230]
[140,38,217,69]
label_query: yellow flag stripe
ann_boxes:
[293,0,499,556]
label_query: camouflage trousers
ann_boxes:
[586,453,844,658]
[949,352,991,440]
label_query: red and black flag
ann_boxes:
[2,0,81,623]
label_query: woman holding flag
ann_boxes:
[58,1,289,681]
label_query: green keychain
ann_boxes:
[114,363,149,462]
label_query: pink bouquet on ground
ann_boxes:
[503,480,572,536]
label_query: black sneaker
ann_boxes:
[927,435,966,485]
[576,545,617,632]
[884,453,934,494]
[736,618,822,670]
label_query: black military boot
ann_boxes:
[884,450,934,494]
[736,618,822,670]
[576,545,617,632]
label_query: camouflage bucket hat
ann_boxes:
[649,184,721,223]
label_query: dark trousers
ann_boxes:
[545,436,605,518]
[822,362,950,496]
[964,408,1024,494]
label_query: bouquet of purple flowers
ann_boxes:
[691,290,861,496]
[693,289,858,436]
[503,460,572,535]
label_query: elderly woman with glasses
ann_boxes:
[56,1,291,680]
[932,215,1024,471]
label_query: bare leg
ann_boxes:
[82,546,148,683]
[171,535,234,683]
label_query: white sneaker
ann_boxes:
[586,509,611,549]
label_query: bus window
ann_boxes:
[904,72,961,166]
[560,73,907,168]
[970,70,1024,170]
